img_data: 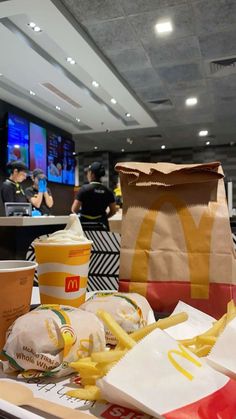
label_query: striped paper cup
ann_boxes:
[34,241,92,307]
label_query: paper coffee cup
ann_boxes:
[0,260,37,352]
[34,241,92,307]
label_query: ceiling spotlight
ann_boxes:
[155,21,173,34]
[29,90,35,96]
[66,57,76,65]
[94,146,98,150]
[92,80,99,88]
[76,118,80,122]
[56,106,61,110]
[199,130,208,137]
[161,145,166,149]
[121,148,125,152]
[111,98,117,104]
[33,26,41,32]
[28,22,36,28]
[206,141,210,146]
[185,97,198,106]
[125,112,131,118]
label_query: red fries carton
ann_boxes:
[97,329,236,418]
[207,317,236,379]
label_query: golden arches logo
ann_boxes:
[131,192,217,299]
[168,344,202,380]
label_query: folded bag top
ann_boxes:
[115,161,223,186]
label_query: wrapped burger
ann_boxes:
[80,292,153,345]
[2,304,105,378]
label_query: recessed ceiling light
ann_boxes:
[125,112,131,118]
[206,141,210,146]
[66,57,76,65]
[56,106,61,110]
[94,146,98,150]
[29,90,36,96]
[155,21,173,34]
[161,145,166,149]
[199,130,208,137]
[92,80,99,88]
[28,22,36,28]
[33,26,41,32]
[76,118,80,122]
[121,148,125,152]
[185,97,198,106]
[111,98,117,104]
[0,73,3,77]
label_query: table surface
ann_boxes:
[0,215,69,227]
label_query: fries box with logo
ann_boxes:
[116,161,236,318]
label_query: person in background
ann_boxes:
[71,161,116,230]
[1,161,28,204]
[25,169,53,215]
[114,179,123,208]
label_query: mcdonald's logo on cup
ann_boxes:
[65,276,80,292]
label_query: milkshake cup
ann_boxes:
[34,215,92,307]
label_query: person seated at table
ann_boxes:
[71,161,116,230]
[1,161,28,204]
[25,169,54,215]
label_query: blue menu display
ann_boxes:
[62,138,75,185]
[7,113,29,166]
[47,132,63,183]
[29,122,47,173]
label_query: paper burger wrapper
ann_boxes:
[81,292,154,345]
[2,304,105,378]
[97,329,236,418]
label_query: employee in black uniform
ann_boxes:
[1,161,28,204]
[71,161,116,230]
[25,169,54,215]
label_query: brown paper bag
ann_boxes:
[115,161,236,318]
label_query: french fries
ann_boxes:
[179,299,236,357]
[66,309,188,401]
[67,300,236,402]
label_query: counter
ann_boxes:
[108,210,122,234]
[0,216,69,260]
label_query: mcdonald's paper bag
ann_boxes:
[116,161,236,318]
[97,328,236,418]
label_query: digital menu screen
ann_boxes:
[29,122,47,173]
[7,113,29,166]
[47,132,63,183]
[62,138,75,185]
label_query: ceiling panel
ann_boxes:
[0,0,236,153]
